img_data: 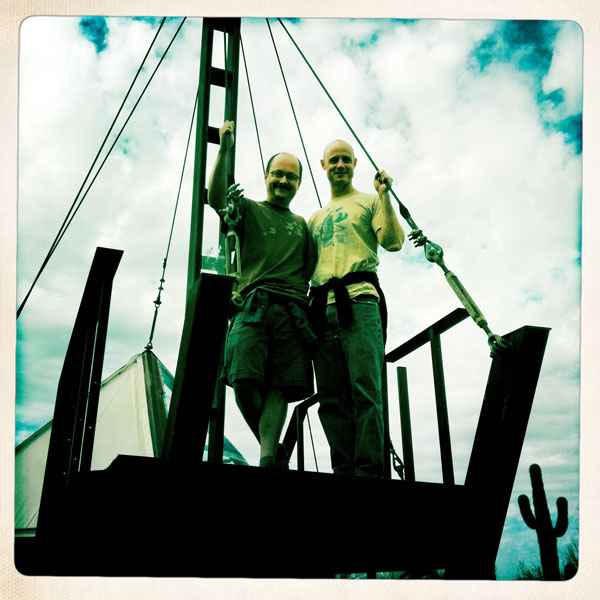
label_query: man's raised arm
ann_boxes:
[373,169,404,252]
[207,120,235,212]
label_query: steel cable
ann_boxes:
[145,83,199,350]
[17,17,186,318]
[266,19,322,208]
[276,18,414,222]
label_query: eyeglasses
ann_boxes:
[269,170,300,182]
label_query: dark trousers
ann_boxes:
[313,295,385,477]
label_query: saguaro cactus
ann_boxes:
[518,463,568,580]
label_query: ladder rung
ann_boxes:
[211,67,227,88]
[207,127,220,145]
[210,18,236,34]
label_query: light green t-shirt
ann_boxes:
[308,191,385,302]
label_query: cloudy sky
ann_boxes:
[15,16,582,580]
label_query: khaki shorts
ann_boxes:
[221,301,314,402]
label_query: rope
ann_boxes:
[145,83,199,350]
[240,34,265,174]
[17,17,185,319]
[266,19,321,208]
[276,18,414,222]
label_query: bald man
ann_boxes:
[308,139,404,478]
[208,121,316,469]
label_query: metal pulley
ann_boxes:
[408,228,510,357]
[390,443,405,480]
[376,172,509,357]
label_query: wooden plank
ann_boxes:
[282,394,318,466]
[397,366,415,482]
[429,329,454,485]
[187,20,214,290]
[161,273,234,462]
[22,455,466,577]
[142,350,168,457]
[36,247,123,542]
[385,308,468,363]
[446,325,550,579]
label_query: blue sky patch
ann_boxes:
[131,17,163,25]
[120,137,131,155]
[79,17,109,53]
[390,18,417,26]
[541,112,582,154]
[470,35,500,71]
[470,21,581,154]
[540,88,565,107]
[555,113,582,153]
[470,21,559,75]
[342,30,380,51]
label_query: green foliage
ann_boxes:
[336,570,444,579]
[514,536,578,580]
[516,561,544,580]
[563,537,579,580]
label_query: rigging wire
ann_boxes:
[52,18,187,257]
[17,17,186,319]
[277,18,509,357]
[276,18,413,223]
[145,85,199,350]
[17,17,167,319]
[223,29,230,185]
[240,34,266,174]
[306,410,319,472]
[265,19,322,208]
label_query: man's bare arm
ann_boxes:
[373,170,404,252]
[207,120,235,212]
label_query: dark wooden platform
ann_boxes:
[16,454,466,578]
[17,248,550,579]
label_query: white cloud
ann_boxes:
[16,17,582,577]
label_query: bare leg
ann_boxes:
[232,381,263,442]
[233,382,288,464]
[258,387,288,461]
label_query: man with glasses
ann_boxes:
[207,120,315,469]
[308,139,405,478]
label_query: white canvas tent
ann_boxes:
[15,350,247,536]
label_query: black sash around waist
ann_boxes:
[308,271,388,341]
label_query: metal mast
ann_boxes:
[162,18,241,462]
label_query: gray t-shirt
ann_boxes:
[234,198,315,304]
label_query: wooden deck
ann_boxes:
[17,455,466,578]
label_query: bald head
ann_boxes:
[321,139,357,197]
[322,139,355,161]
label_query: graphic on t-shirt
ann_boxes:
[319,207,348,247]
[285,220,304,237]
[334,206,349,222]
[319,213,334,247]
